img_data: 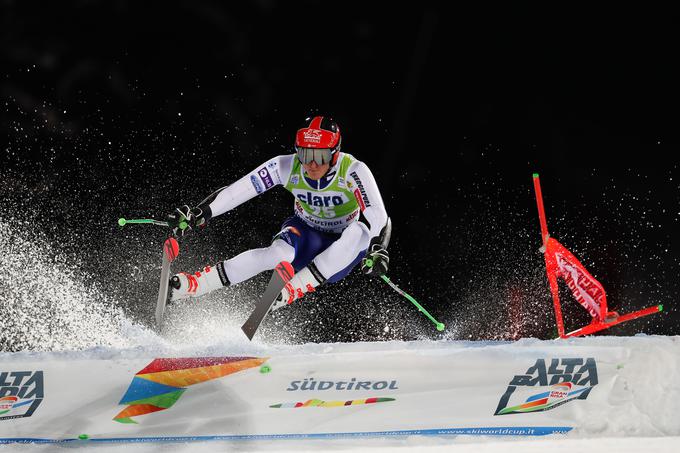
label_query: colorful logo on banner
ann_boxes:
[494,358,598,415]
[270,397,395,409]
[0,370,44,421]
[114,357,267,423]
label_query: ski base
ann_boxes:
[155,237,179,329]
[241,261,294,341]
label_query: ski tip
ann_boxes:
[164,237,180,261]
[275,261,295,282]
[281,261,294,275]
[658,304,664,312]
[241,325,255,341]
[532,173,540,178]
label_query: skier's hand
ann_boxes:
[361,243,389,276]
[166,205,211,237]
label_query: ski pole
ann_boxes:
[117,218,188,230]
[365,259,445,331]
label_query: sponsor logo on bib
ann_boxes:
[292,189,349,207]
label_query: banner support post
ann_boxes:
[532,174,566,338]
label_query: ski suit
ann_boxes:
[209,152,389,286]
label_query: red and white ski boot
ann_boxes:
[169,265,224,302]
[270,267,321,312]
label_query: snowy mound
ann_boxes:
[1,335,679,452]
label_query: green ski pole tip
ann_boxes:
[118,218,126,226]
[436,323,445,331]
[260,364,271,374]
[78,434,89,440]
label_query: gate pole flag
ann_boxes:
[531,174,662,338]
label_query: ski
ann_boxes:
[155,237,180,329]
[241,261,295,341]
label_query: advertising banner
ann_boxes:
[0,341,643,442]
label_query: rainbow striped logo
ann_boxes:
[494,358,598,416]
[496,382,591,415]
[114,357,267,423]
[0,370,44,421]
[270,397,395,409]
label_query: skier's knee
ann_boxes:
[269,239,295,263]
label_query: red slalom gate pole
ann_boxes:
[531,173,663,338]
[532,174,566,338]
[533,174,549,247]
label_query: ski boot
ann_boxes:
[168,265,224,303]
[269,267,322,312]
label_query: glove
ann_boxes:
[361,243,389,276]
[166,204,211,237]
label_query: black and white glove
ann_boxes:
[166,204,212,237]
[361,243,389,276]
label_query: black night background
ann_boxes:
[1,2,678,350]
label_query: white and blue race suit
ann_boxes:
[206,152,388,285]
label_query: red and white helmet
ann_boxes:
[294,116,342,166]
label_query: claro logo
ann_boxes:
[287,378,399,391]
[292,189,349,207]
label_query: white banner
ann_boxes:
[1,337,678,443]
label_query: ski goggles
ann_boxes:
[295,147,334,165]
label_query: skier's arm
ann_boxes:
[205,155,294,218]
[347,161,391,276]
[347,161,390,242]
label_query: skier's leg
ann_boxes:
[169,240,294,302]
[222,239,295,285]
[169,218,306,302]
[313,221,371,281]
[274,222,370,308]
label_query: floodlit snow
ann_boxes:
[1,187,678,453]
[2,336,679,452]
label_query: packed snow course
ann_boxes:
[1,335,679,452]
[1,191,678,452]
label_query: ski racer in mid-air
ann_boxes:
[166,115,391,309]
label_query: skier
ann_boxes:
[166,116,391,310]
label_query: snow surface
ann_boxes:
[2,336,680,452]
[1,220,678,451]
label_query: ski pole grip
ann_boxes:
[117,218,171,228]
[364,258,374,268]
